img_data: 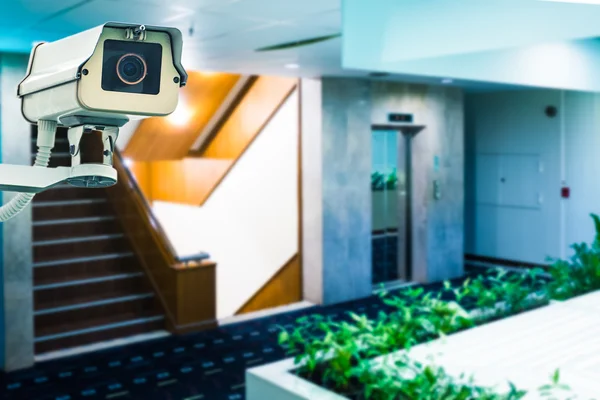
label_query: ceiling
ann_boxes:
[0,0,525,91]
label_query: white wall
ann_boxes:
[466,89,600,264]
[153,90,299,319]
[564,92,600,247]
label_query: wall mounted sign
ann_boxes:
[388,113,413,123]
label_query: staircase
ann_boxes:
[31,128,165,355]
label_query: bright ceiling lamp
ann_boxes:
[123,157,134,168]
[168,100,193,127]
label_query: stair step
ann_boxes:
[35,295,159,337]
[34,272,143,290]
[34,198,106,207]
[34,316,165,354]
[34,252,137,285]
[34,185,106,202]
[35,293,155,316]
[33,234,129,263]
[35,273,150,311]
[33,216,121,241]
[34,251,134,268]
[33,198,110,220]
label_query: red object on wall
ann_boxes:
[561,187,570,199]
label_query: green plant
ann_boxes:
[447,268,547,322]
[279,288,477,396]
[538,369,575,400]
[359,355,529,400]
[546,214,600,300]
[385,169,398,191]
[371,170,398,192]
[371,172,385,191]
[278,245,599,400]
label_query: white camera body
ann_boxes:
[18,22,187,127]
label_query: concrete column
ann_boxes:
[301,78,373,305]
[320,78,373,304]
[0,53,34,371]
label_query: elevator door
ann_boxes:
[371,129,408,285]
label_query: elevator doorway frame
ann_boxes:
[371,124,425,290]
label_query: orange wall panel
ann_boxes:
[150,158,233,205]
[236,254,301,315]
[124,71,241,161]
[202,76,297,159]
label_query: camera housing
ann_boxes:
[18,22,187,127]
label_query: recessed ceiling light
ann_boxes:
[285,63,300,69]
[123,157,134,168]
[369,72,390,78]
[441,78,454,84]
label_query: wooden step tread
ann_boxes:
[33,234,130,263]
[34,259,138,286]
[35,275,151,311]
[34,316,165,354]
[33,216,115,226]
[34,272,143,291]
[33,198,107,207]
[35,298,161,338]
[33,199,111,221]
[33,217,121,241]
[35,293,155,316]
[35,314,164,342]
[34,233,124,246]
[33,252,135,268]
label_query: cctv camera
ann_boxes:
[18,22,187,127]
[0,23,187,222]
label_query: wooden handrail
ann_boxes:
[117,151,179,261]
[106,150,217,333]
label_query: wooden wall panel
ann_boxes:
[124,71,241,161]
[149,158,233,205]
[202,76,297,159]
[175,266,217,332]
[235,254,301,315]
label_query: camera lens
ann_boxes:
[116,54,147,85]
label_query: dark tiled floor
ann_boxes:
[1,276,474,400]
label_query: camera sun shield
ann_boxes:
[101,40,162,95]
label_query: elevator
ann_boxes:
[371,124,425,287]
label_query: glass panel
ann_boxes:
[372,130,400,285]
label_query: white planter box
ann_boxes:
[247,291,600,400]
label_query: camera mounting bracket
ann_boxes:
[0,124,119,194]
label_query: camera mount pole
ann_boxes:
[66,124,118,188]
